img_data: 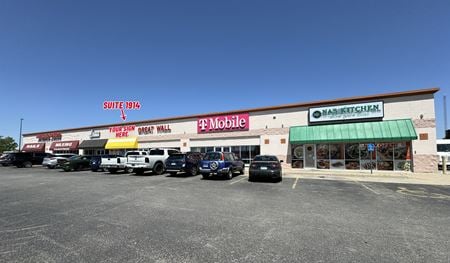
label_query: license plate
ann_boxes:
[171,163,176,165]
[203,165,208,168]
[260,167,268,170]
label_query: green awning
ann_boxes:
[289,119,417,144]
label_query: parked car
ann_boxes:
[165,152,203,176]
[10,152,52,168]
[248,155,283,182]
[199,152,245,180]
[61,155,92,172]
[42,153,77,169]
[100,151,147,174]
[89,155,118,172]
[0,153,15,166]
[127,148,180,175]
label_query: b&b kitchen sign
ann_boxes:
[198,113,249,133]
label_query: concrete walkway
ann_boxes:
[280,167,450,186]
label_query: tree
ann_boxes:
[0,136,18,153]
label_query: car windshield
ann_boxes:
[437,144,450,152]
[203,152,222,161]
[254,156,278,162]
[126,152,140,156]
[167,154,185,160]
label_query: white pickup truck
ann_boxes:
[100,151,147,174]
[126,148,180,175]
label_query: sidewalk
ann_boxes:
[281,166,450,186]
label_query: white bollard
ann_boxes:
[442,156,447,175]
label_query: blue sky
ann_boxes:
[1,0,449,142]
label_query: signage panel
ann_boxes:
[309,101,384,123]
[36,132,62,142]
[197,113,249,133]
[138,125,171,135]
[109,125,136,138]
[90,130,101,139]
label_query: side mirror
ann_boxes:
[280,160,284,163]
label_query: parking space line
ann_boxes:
[229,177,247,185]
[353,180,380,195]
[292,177,299,189]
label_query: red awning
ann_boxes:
[22,143,46,152]
[49,140,79,151]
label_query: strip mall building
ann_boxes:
[22,88,439,173]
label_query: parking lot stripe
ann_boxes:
[354,180,380,195]
[292,177,299,189]
[229,177,247,185]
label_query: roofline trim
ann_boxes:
[23,87,439,136]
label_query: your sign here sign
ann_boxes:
[109,125,136,138]
[309,101,384,123]
[197,113,249,133]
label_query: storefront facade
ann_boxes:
[22,88,439,172]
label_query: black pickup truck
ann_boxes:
[10,152,51,168]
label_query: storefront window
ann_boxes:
[329,144,345,169]
[291,141,412,172]
[291,145,304,168]
[376,143,394,170]
[360,144,376,170]
[345,143,360,170]
[394,142,411,171]
[316,144,330,169]
[241,146,250,164]
[231,146,241,159]
[191,145,258,164]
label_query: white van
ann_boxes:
[437,139,450,169]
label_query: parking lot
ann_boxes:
[1,166,450,263]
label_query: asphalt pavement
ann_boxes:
[0,166,449,263]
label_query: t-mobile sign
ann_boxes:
[197,113,249,133]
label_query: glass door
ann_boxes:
[304,144,316,168]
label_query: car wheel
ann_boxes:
[189,166,198,176]
[24,162,32,168]
[169,172,177,176]
[47,165,55,169]
[63,167,71,172]
[91,168,98,172]
[202,173,209,179]
[227,169,233,180]
[154,163,164,175]
[248,175,254,182]
[108,168,118,174]
[125,167,134,173]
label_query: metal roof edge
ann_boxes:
[23,87,439,136]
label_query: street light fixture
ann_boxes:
[19,118,24,152]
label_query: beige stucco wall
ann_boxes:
[22,92,438,172]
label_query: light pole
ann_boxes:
[19,118,23,152]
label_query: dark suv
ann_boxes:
[11,152,51,168]
[199,152,245,180]
[0,153,14,166]
[165,152,203,176]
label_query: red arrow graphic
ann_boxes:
[120,109,127,121]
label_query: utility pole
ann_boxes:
[444,95,448,132]
[19,118,23,152]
